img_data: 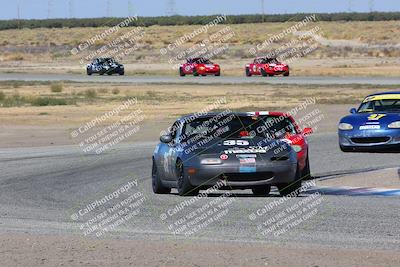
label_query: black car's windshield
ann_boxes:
[106,58,116,64]
[358,99,400,113]
[182,115,297,141]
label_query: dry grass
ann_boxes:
[0,20,399,63]
[0,81,397,127]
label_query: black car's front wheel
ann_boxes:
[252,185,271,196]
[301,155,312,180]
[277,166,302,197]
[87,69,92,76]
[152,159,171,194]
[176,160,198,196]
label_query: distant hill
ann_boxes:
[1,12,399,30]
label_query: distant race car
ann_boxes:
[179,58,220,77]
[245,57,289,77]
[338,91,400,152]
[152,111,312,197]
[86,58,124,76]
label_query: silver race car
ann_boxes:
[152,112,304,197]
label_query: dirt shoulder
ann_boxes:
[1,232,399,267]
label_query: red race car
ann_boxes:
[245,57,289,77]
[246,111,313,180]
[179,58,221,77]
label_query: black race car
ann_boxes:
[152,112,303,197]
[86,58,124,76]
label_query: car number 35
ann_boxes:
[223,140,249,146]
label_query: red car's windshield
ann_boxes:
[189,58,212,64]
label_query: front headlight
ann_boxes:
[339,123,353,130]
[292,145,302,153]
[388,121,400,129]
[199,66,205,70]
[200,158,222,165]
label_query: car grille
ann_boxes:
[220,172,274,182]
[351,137,390,144]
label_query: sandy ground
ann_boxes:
[1,232,399,267]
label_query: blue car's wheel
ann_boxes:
[152,159,171,194]
[176,160,198,196]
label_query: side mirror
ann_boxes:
[350,108,357,114]
[302,128,313,136]
[160,135,173,143]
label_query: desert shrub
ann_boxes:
[1,94,26,107]
[50,82,63,93]
[30,97,67,106]
[84,89,97,98]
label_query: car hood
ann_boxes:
[196,63,219,67]
[340,112,400,127]
[268,63,287,67]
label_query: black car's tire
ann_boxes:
[278,166,302,197]
[119,70,124,75]
[215,71,221,76]
[152,159,171,194]
[245,67,252,77]
[260,68,268,77]
[301,155,312,180]
[193,68,199,76]
[340,145,352,152]
[283,72,290,76]
[87,69,92,76]
[179,67,186,77]
[252,185,271,196]
[176,160,198,196]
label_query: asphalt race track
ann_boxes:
[1,132,399,250]
[2,73,400,85]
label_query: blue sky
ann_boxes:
[2,0,399,20]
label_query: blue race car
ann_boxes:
[338,91,400,152]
